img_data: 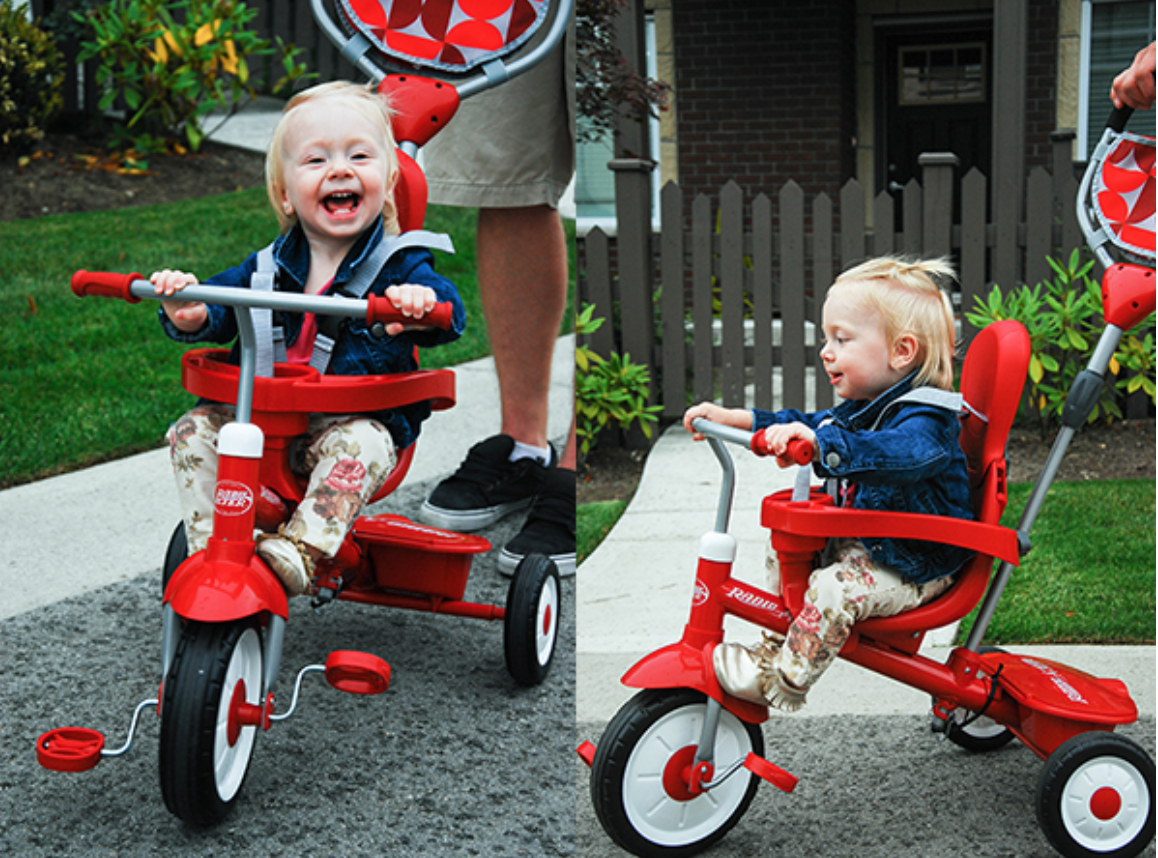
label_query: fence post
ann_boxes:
[1052,129,1081,255]
[780,181,806,410]
[719,181,746,406]
[919,153,958,259]
[660,182,686,420]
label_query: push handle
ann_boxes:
[365,293,455,330]
[750,432,815,465]
[70,270,144,304]
[1107,104,1135,134]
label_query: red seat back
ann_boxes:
[854,320,1030,641]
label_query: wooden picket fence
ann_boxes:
[579,138,1086,428]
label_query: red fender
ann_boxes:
[622,640,770,725]
[165,540,288,621]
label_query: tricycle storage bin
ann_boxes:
[355,515,490,601]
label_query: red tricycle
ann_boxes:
[35,0,573,827]
[578,107,1156,858]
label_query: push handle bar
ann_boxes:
[1107,104,1135,134]
[71,270,454,331]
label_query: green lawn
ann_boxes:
[578,476,1156,645]
[0,190,573,487]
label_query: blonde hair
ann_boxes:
[265,81,401,235]
[830,255,959,390]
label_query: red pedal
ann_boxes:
[324,650,391,696]
[37,727,105,773]
[743,753,798,793]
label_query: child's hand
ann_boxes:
[151,269,207,332]
[760,422,818,468]
[683,403,753,439]
[383,284,438,335]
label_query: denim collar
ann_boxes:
[830,372,920,431]
[270,217,385,292]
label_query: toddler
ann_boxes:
[152,81,465,595]
[684,256,973,711]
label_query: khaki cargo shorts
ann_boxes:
[421,23,575,210]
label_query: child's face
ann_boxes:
[820,286,911,401]
[278,98,392,250]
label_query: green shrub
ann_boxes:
[0,0,64,157]
[77,0,311,152]
[576,303,663,460]
[966,250,1156,433]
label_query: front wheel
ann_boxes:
[159,618,264,826]
[590,689,764,858]
[503,554,561,686]
[1036,732,1155,858]
[162,521,187,594]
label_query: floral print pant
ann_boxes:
[167,405,396,557]
[766,538,954,691]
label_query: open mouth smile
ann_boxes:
[323,192,361,215]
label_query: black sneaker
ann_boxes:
[498,467,576,577]
[420,434,556,531]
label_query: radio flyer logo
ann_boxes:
[215,481,254,517]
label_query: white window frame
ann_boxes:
[1078,0,1157,158]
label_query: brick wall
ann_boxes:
[671,0,857,211]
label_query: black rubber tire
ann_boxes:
[590,689,764,858]
[162,521,187,594]
[1036,731,1155,858]
[943,646,1017,753]
[159,618,264,826]
[503,554,561,686]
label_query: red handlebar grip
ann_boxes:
[365,294,454,330]
[786,438,814,465]
[750,432,814,465]
[71,270,144,303]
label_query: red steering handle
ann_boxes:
[365,294,455,330]
[71,270,144,303]
[750,432,815,465]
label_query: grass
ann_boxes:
[578,476,1155,645]
[0,190,575,487]
[577,499,628,566]
[960,479,1156,645]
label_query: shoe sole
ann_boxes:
[497,548,576,578]
[418,497,534,532]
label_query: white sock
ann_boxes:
[509,440,552,466]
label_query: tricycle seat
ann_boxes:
[764,320,1032,645]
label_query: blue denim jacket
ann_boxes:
[752,373,974,583]
[159,218,466,449]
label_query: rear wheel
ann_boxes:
[1037,732,1155,858]
[503,554,560,686]
[942,646,1016,753]
[162,521,187,594]
[590,689,764,857]
[159,618,264,826]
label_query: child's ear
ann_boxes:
[890,333,920,370]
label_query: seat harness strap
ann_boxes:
[250,230,455,376]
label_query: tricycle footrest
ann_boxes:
[325,650,392,696]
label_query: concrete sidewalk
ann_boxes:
[0,337,573,621]
[577,422,1156,723]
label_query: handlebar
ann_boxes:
[691,418,815,465]
[71,270,455,331]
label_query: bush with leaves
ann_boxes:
[0,0,64,157]
[576,303,663,459]
[77,0,311,153]
[966,250,1156,433]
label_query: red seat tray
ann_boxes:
[181,349,456,415]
